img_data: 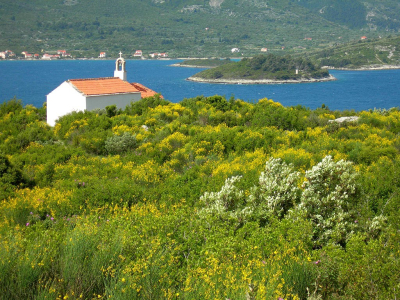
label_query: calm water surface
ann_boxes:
[0,59,399,111]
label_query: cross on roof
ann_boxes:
[119,51,123,58]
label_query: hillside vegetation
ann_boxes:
[1,96,400,299]
[1,0,400,57]
[305,35,400,69]
[192,54,330,80]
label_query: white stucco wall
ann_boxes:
[47,82,86,127]
[86,92,141,112]
[47,82,142,126]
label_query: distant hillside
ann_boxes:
[305,35,400,69]
[298,0,400,30]
[1,0,400,57]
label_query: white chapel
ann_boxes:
[46,53,161,126]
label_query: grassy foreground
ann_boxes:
[1,96,400,299]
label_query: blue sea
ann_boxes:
[0,59,399,111]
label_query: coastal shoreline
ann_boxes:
[326,65,400,71]
[169,63,211,68]
[186,74,337,84]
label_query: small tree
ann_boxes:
[249,158,301,220]
[199,176,249,222]
[199,156,361,247]
[298,156,359,247]
[199,158,301,224]
[0,154,26,199]
[105,105,118,118]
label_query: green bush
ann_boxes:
[125,95,169,116]
[0,154,26,199]
[105,132,137,155]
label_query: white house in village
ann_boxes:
[46,53,161,126]
[42,54,60,60]
[0,50,15,59]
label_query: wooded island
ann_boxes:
[188,54,335,84]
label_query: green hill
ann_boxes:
[1,0,400,57]
[304,35,400,69]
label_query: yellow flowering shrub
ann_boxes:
[158,132,188,152]
[136,142,156,156]
[320,113,336,120]
[147,103,187,122]
[273,147,315,171]
[1,187,74,224]
[131,160,175,184]
[64,120,89,139]
[258,98,283,108]
[184,239,311,300]
[212,149,267,178]
[112,124,136,135]
[191,140,212,156]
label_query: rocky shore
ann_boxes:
[170,63,212,68]
[325,65,400,71]
[187,74,337,84]
[174,62,400,71]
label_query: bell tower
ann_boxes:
[114,52,127,81]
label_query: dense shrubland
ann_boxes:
[1,96,400,299]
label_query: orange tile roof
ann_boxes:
[131,82,163,98]
[69,77,140,96]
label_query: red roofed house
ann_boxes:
[361,36,367,40]
[133,50,143,57]
[57,50,71,57]
[22,52,33,58]
[47,53,161,126]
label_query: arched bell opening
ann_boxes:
[114,52,127,81]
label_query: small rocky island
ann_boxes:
[188,54,336,84]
